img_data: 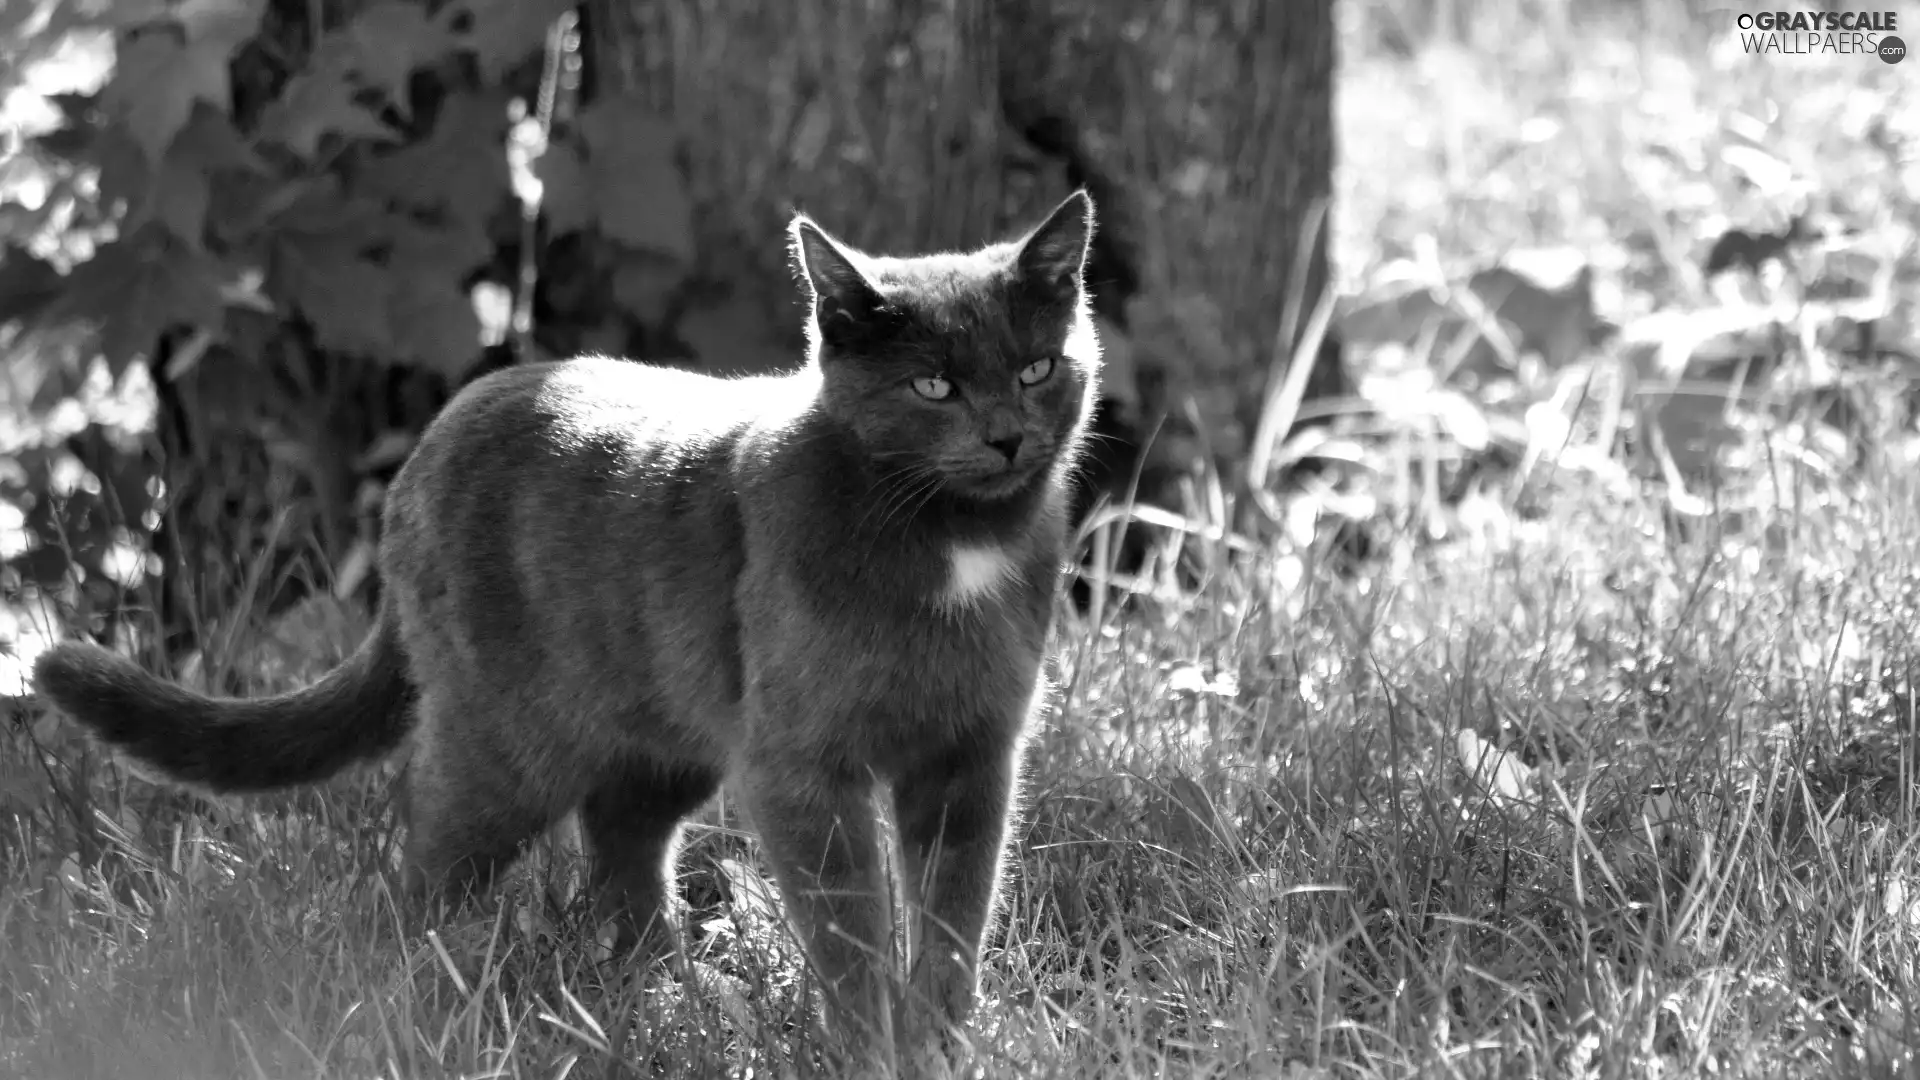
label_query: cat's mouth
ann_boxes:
[948,460,1046,501]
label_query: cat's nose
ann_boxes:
[986,433,1024,462]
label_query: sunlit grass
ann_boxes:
[8,424,1920,1077]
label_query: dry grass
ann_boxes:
[6,1,1920,1077]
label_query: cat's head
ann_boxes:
[789,192,1102,505]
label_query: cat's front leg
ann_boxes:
[892,737,1024,1043]
[739,760,893,1050]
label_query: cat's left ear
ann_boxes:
[790,214,886,347]
[1016,189,1095,297]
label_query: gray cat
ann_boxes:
[34,191,1102,1059]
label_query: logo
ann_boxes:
[1732,9,1903,58]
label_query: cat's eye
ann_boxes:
[912,376,954,401]
[1018,357,1056,387]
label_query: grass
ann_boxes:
[6,1,1920,1077]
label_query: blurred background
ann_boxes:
[0,0,1335,673]
[0,0,1912,672]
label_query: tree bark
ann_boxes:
[593,0,1342,511]
[1001,0,1342,500]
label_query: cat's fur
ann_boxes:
[33,192,1101,1054]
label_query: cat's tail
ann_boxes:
[32,608,417,793]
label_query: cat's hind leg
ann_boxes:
[579,756,724,964]
[396,694,566,913]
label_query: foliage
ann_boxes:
[1263,0,1920,561]
[0,0,699,608]
[0,0,702,382]
[0,0,699,386]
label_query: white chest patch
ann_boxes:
[941,544,1018,610]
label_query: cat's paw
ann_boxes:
[908,948,979,1023]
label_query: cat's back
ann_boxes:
[393,357,803,501]
[385,355,812,597]
[430,356,800,455]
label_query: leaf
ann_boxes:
[264,177,390,244]
[1636,789,1690,848]
[41,230,228,373]
[1884,879,1920,928]
[268,187,396,356]
[58,855,86,899]
[21,329,95,412]
[1429,389,1490,451]
[441,0,577,80]
[81,0,171,31]
[337,1,457,116]
[126,106,252,246]
[577,94,696,261]
[0,0,73,39]
[1720,143,1795,197]
[102,31,232,163]
[171,102,266,174]
[389,220,492,281]
[1342,256,1599,385]
[388,278,481,377]
[145,151,210,244]
[355,91,509,224]
[259,65,399,159]
[1163,661,1239,698]
[266,191,483,368]
[1643,386,1741,483]
[92,122,152,215]
[7,544,73,589]
[172,0,265,53]
[1463,258,1597,370]
[274,236,395,356]
[1454,729,1535,810]
[0,247,66,326]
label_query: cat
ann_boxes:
[33,190,1101,1059]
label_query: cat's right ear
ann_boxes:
[790,215,885,348]
[1016,189,1095,299]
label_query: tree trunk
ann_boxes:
[1004,0,1342,504]
[586,0,1019,339]
[593,0,1342,514]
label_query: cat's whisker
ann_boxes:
[854,465,940,537]
[866,469,945,540]
[894,473,950,532]
[888,478,945,535]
